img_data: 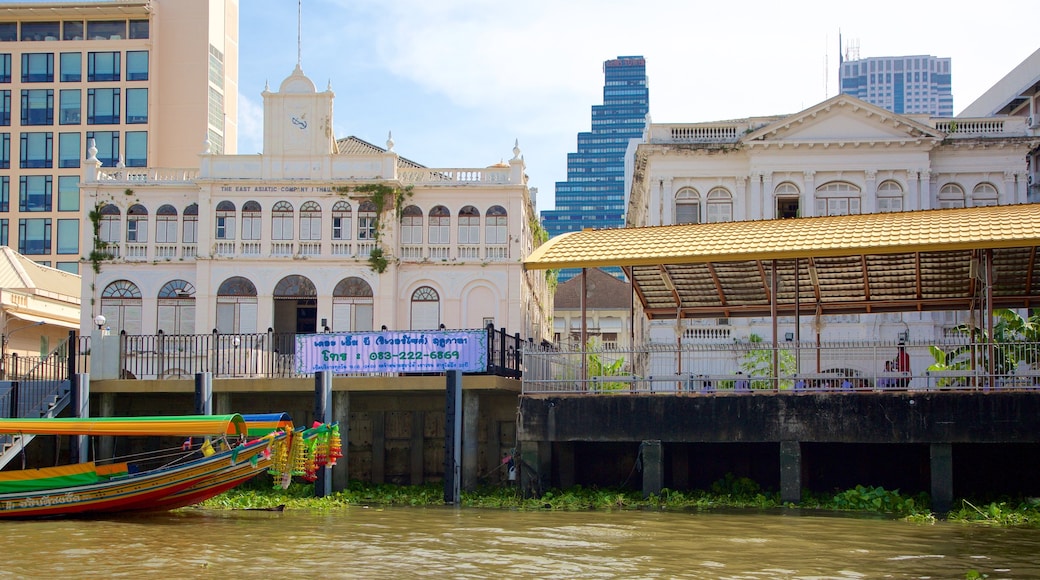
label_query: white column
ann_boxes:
[863,170,877,213]
[749,172,763,220]
[660,178,673,226]
[1003,170,1018,204]
[801,171,815,217]
[734,175,747,221]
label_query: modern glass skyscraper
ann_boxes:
[541,55,648,281]
[839,54,952,117]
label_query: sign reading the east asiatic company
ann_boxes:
[295,330,488,374]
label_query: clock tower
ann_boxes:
[262,64,335,156]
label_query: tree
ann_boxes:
[739,334,796,389]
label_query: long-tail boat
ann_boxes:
[0,414,320,518]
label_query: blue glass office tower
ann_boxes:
[839,54,952,117]
[541,56,649,282]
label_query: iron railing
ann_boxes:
[102,325,526,380]
[521,339,1040,394]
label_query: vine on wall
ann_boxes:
[336,184,414,273]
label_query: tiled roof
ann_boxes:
[526,205,1040,319]
[334,136,426,170]
[554,267,631,309]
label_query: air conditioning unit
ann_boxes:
[1029,116,1039,129]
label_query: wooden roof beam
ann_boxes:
[706,262,728,306]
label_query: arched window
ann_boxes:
[972,183,998,207]
[273,274,317,297]
[774,182,801,219]
[182,203,198,244]
[333,276,374,331]
[241,200,261,240]
[358,201,377,240]
[938,184,965,209]
[458,205,480,244]
[331,201,352,240]
[674,188,699,224]
[98,203,120,243]
[126,204,148,242]
[410,286,440,330]
[705,187,732,223]
[216,276,257,333]
[401,205,422,244]
[876,181,903,213]
[156,204,177,243]
[429,205,450,245]
[815,181,861,216]
[299,201,321,240]
[271,201,293,240]
[485,205,507,244]
[157,279,195,335]
[101,279,142,334]
[215,200,236,240]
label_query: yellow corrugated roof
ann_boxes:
[525,205,1040,270]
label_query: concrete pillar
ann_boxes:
[97,392,116,460]
[331,390,349,492]
[462,390,480,491]
[641,440,663,498]
[410,410,424,485]
[213,392,232,415]
[780,440,802,504]
[72,373,89,464]
[519,441,552,496]
[557,441,576,489]
[930,443,953,515]
[671,444,689,489]
[371,411,385,484]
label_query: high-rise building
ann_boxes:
[541,55,648,281]
[839,54,952,117]
[0,0,238,274]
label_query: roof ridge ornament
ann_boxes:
[386,131,395,152]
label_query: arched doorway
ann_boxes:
[273,275,317,336]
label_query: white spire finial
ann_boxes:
[202,135,212,155]
[297,0,302,68]
[511,138,521,161]
[386,131,395,152]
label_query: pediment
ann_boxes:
[743,95,944,145]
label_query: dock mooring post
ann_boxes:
[194,372,212,416]
[444,369,463,505]
[314,370,333,497]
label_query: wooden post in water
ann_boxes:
[314,370,333,497]
[444,370,462,504]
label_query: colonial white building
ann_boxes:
[627,93,1040,352]
[78,65,551,349]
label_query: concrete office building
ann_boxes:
[839,54,953,117]
[0,0,238,273]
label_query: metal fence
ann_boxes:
[107,325,526,380]
[521,339,1040,394]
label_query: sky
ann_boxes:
[236,0,1037,212]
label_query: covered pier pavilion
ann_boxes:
[521,204,1040,512]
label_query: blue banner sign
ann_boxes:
[295,330,488,374]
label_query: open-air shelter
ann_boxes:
[524,204,1040,387]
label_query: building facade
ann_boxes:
[627,93,1039,373]
[552,267,633,350]
[839,54,953,117]
[541,55,649,282]
[78,65,550,358]
[0,0,238,273]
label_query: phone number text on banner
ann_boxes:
[295,330,488,374]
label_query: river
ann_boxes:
[3,507,1039,578]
